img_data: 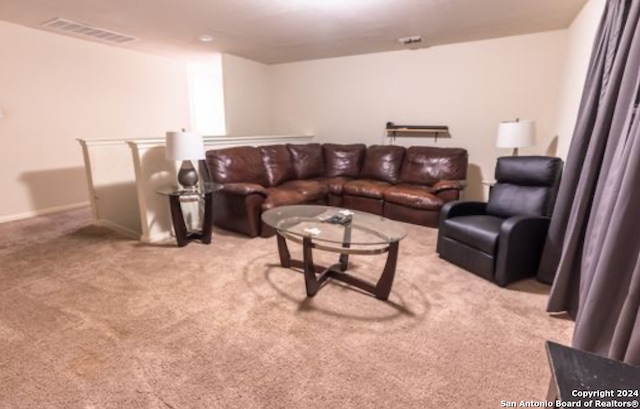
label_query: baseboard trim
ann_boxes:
[0,202,90,224]
[140,230,173,244]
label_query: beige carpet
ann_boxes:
[0,208,572,408]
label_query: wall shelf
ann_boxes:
[385,122,450,141]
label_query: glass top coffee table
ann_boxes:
[262,205,407,300]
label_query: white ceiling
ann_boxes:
[0,0,588,64]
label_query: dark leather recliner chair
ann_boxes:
[436,156,563,287]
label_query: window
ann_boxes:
[187,55,226,136]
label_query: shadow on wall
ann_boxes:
[464,163,484,201]
[546,136,559,157]
[91,182,141,237]
[141,146,175,237]
[21,167,88,211]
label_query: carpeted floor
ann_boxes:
[0,207,573,408]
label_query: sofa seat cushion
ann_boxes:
[312,176,353,195]
[441,215,503,254]
[262,180,329,210]
[383,184,444,210]
[343,179,392,199]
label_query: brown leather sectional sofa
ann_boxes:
[205,143,468,237]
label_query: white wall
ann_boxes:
[0,6,603,222]
[270,31,568,200]
[0,20,190,222]
[554,0,606,159]
[221,54,273,136]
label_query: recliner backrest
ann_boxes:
[486,156,563,218]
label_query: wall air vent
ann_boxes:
[40,18,138,44]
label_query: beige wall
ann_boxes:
[0,20,190,222]
[554,0,606,159]
[221,54,273,136]
[0,6,604,222]
[270,31,568,200]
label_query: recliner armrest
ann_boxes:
[222,183,267,196]
[440,201,487,220]
[494,215,551,287]
[438,201,488,235]
[436,200,488,255]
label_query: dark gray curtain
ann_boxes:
[538,0,640,365]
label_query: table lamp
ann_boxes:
[497,119,536,156]
[165,130,205,190]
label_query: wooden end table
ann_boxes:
[157,183,222,247]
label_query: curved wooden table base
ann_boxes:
[276,233,399,301]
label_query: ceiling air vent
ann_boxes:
[41,18,137,44]
[398,35,422,45]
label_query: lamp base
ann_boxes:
[178,160,199,190]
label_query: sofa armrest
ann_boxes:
[222,183,267,196]
[212,187,266,237]
[432,180,466,202]
[494,215,551,287]
[432,180,466,193]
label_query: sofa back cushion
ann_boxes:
[323,143,366,178]
[360,145,405,184]
[287,143,325,179]
[259,145,295,187]
[206,146,268,186]
[399,147,468,185]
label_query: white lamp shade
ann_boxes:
[165,131,205,161]
[496,120,536,149]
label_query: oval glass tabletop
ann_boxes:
[262,205,407,246]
